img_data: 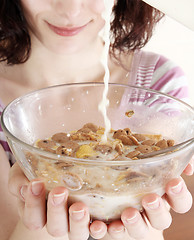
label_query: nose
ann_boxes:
[53,0,81,18]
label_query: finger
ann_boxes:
[183,157,194,176]
[165,177,193,213]
[69,202,90,240]
[22,179,46,230]
[17,198,25,218]
[90,220,107,239]
[8,162,29,201]
[142,194,172,230]
[107,220,126,239]
[121,208,149,239]
[46,187,69,237]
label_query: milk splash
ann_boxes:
[98,0,114,142]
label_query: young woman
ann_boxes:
[0,1,193,240]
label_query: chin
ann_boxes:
[46,41,85,55]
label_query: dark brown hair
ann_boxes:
[0,0,163,65]
[0,0,31,65]
[111,0,164,56]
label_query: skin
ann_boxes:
[5,161,193,240]
[0,0,193,239]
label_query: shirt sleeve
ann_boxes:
[127,50,190,115]
[150,54,189,104]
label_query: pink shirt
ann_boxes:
[130,50,188,102]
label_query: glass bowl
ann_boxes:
[1,83,194,222]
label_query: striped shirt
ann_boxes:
[0,50,189,167]
[130,50,188,102]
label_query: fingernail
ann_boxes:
[112,227,125,234]
[20,185,27,200]
[71,209,85,220]
[125,213,138,224]
[147,198,160,209]
[31,181,44,196]
[92,226,102,233]
[171,181,183,194]
[53,192,66,205]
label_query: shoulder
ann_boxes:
[136,50,183,74]
[0,66,6,111]
[133,50,189,102]
[0,64,15,164]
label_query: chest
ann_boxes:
[0,54,136,106]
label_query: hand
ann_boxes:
[94,157,194,240]
[9,156,193,240]
[8,162,107,240]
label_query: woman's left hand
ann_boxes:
[90,156,194,240]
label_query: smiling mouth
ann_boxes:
[47,22,89,37]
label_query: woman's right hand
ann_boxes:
[8,162,107,240]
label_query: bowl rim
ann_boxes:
[1,82,194,165]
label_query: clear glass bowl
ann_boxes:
[1,83,194,221]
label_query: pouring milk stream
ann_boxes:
[98,0,114,143]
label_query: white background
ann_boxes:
[143,16,194,106]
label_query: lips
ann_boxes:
[47,22,88,36]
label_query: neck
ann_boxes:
[10,36,106,89]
